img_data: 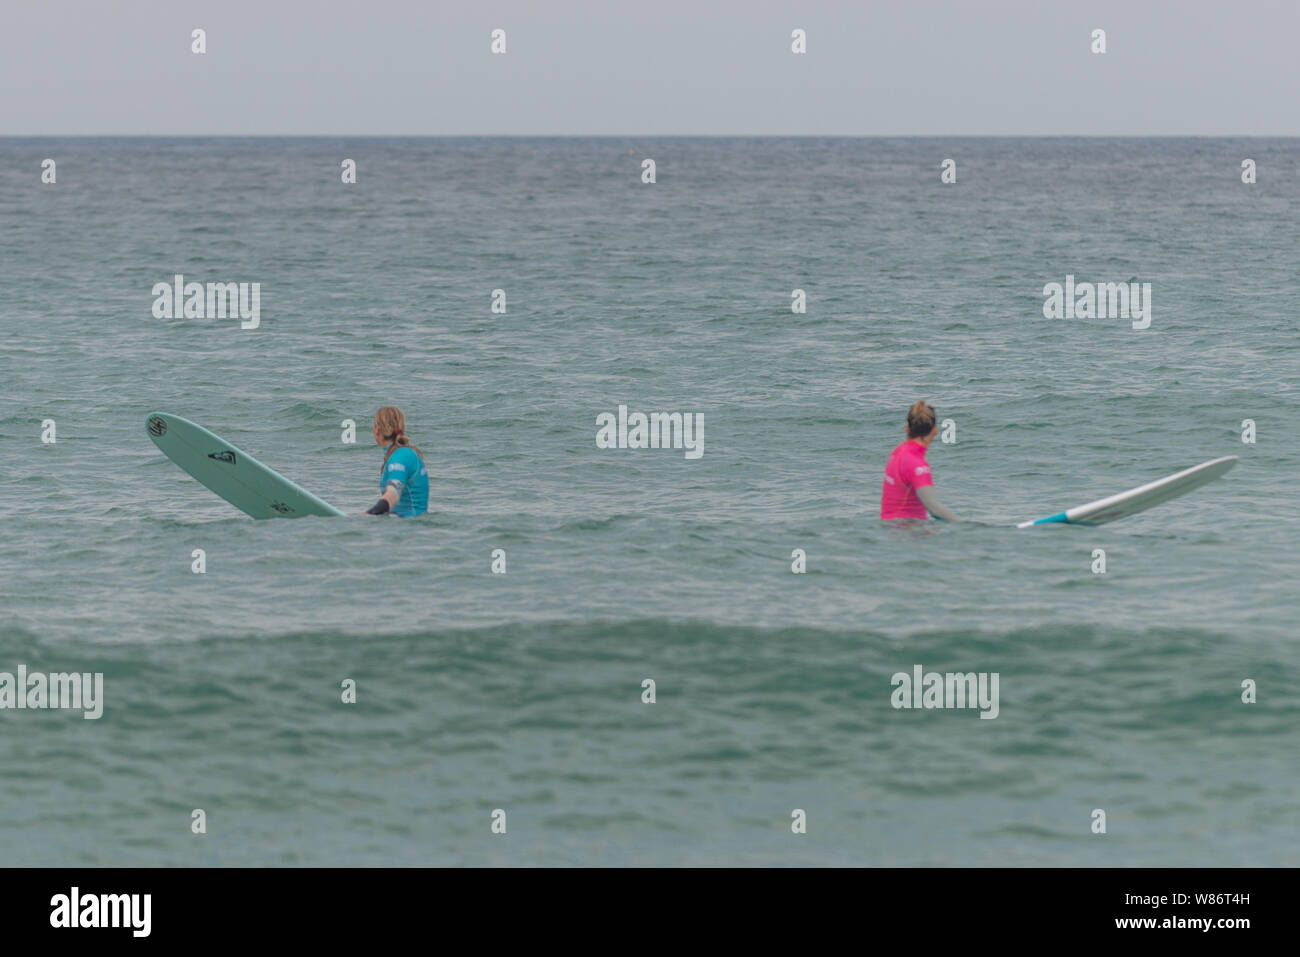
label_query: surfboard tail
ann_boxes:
[1017,456,1237,528]
[1017,512,1068,528]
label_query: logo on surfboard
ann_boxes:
[208,450,237,465]
[270,501,294,514]
[147,416,167,437]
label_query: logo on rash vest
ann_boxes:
[208,451,237,465]
[915,465,930,476]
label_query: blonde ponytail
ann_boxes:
[374,406,424,472]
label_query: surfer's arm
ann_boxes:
[363,484,401,515]
[916,485,962,523]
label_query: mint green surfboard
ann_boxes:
[146,412,345,519]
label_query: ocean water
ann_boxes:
[1,137,1297,866]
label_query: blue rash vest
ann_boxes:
[380,445,428,517]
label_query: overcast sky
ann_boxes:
[2,0,1296,135]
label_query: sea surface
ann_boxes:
[1,137,1297,865]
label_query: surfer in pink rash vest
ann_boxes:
[880,401,962,522]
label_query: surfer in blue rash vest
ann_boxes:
[363,406,429,517]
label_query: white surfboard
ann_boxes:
[147,412,345,519]
[1017,456,1237,528]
